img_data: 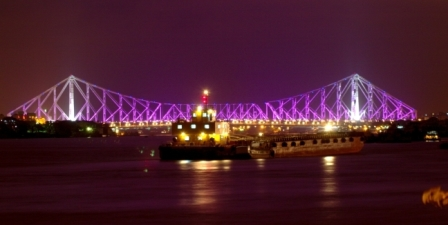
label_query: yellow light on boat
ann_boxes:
[197,105,203,112]
[203,90,209,96]
[324,124,333,131]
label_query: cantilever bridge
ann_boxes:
[8,74,416,123]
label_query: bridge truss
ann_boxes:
[8,74,416,122]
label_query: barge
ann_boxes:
[247,133,364,159]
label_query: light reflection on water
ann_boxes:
[256,158,265,169]
[2,138,448,224]
[177,160,233,212]
[177,160,232,171]
[321,156,339,207]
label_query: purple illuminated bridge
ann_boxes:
[9,74,416,122]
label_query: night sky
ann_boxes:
[1,0,447,116]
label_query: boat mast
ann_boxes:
[202,89,209,109]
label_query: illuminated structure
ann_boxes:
[172,104,229,144]
[265,74,416,121]
[8,74,416,122]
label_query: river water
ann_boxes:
[0,137,447,224]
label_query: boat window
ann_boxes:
[191,124,196,129]
[177,124,182,129]
[202,113,207,117]
[204,124,210,129]
[333,138,338,143]
[349,137,354,142]
[313,140,317,144]
[300,141,305,146]
[291,141,296,147]
[341,138,346,143]
[281,142,287,147]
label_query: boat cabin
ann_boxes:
[171,105,229,146]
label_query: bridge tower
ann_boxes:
[350,74,360,121]
[69,75,75,121]
[336,81,342,121]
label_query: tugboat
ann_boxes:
[158,90,365,160]
[159,90,252,160]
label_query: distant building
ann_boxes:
[1,117,18,129]
[423,112,448,120]
[11,111,37,121]
[27,113,37,121]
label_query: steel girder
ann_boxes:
[160,103,267,121]
[213,103,267,120]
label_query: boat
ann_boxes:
[425,131,440,142]
[248,133,364,159]
[159,131,364,160]
[159,90,247,160]
[158,90,365,160]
